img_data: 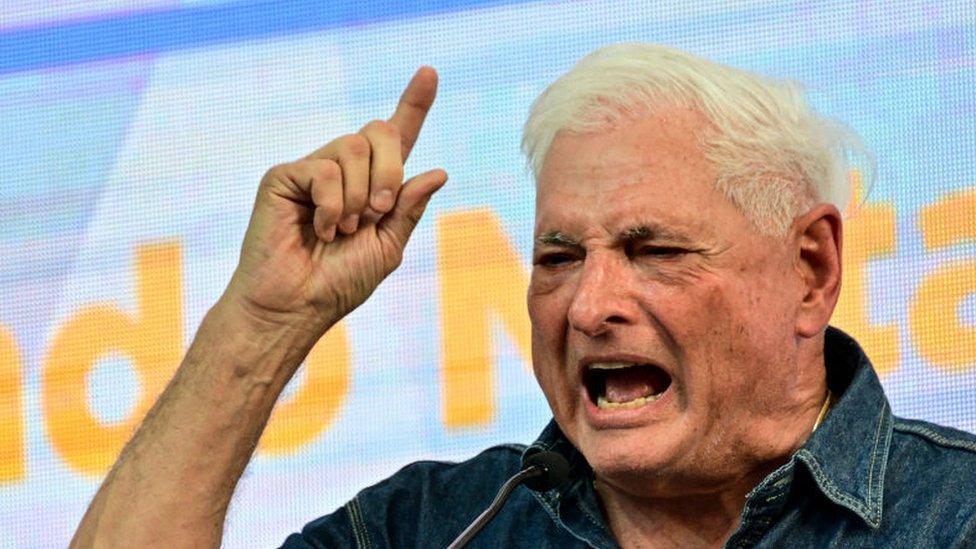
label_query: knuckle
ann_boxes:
[315,159,342,180]
[344,188,368,210]
[341,133,370,156]
[318,201,342,220]
[262,163,288,182]
[375,166,404,185]
[364,119,398,138]
[405,209,424,227]
[387,248,404,270]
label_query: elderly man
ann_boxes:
[73,44,975,547]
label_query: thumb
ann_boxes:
[378,168,448,248]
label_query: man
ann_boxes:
[72,44,976,547]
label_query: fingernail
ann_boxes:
[372,189,394,213]
[324,224,337,242]
[339,214,359,234]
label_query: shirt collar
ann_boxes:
[522,326,893,530]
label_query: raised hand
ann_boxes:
[224,66,447,334]
[71,68,447,549]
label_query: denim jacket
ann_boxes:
[282,328,976,548]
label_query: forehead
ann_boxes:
[534,104,744,238]
[543,102,715,176]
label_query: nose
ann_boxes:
[567,253,636,337]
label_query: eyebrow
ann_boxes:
[535,224,694,249]
[620,224,695,245]
[536,231,581,248]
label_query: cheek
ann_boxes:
[529,322,573,425]
[528,280,581,421]
[689,275,799,406]
[528,286,568,376]
[527,292,559,348]
[664,276,783,393]
[527,273,575,342]
[741,260,802,347]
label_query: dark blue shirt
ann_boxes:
[282,328,976,547]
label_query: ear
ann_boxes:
[792,203,843,338]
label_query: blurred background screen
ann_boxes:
[1,1,974,546]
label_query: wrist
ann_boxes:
[216,285,334,339]
[194,294,329,382]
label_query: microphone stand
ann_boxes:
[445,466,544,549]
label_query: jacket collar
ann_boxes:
[793,326,893,528]
[523,421,614,545]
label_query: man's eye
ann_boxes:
[635,246,686,258]
[535,253,577,267]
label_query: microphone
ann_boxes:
[446,451,570,548]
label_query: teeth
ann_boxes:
[597,393,662,409]
[588,361,636,370]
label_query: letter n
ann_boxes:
[437,210,531,427]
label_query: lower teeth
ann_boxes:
[596,393,661,409]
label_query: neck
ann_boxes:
[594,469,765,548]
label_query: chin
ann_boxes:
[574,425,679,484]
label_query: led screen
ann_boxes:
[1,1,974,546]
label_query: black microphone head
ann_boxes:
[522,451,570,492]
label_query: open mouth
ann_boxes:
[583,362,672,409]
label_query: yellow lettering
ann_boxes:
[258,322,350,454]
[437,209,531,427]
[910,190,976,370]
[833,172,899,374]
[0,325,25,481]
[43,242,183,475]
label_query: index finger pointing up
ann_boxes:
[388,66,438,160]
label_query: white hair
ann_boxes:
[521,43,873,236]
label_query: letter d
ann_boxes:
[43,242,183,476]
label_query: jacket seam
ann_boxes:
[406,444,528,471]
[344,496,372,549]
[530,490,604,549]
[892,421,976,453]
[797,451,878,527]
[578,495,605,529]
[866,401,891,526]
[495,442,530,454]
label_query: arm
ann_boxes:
[70,299,318,548]
[71,67,447,548]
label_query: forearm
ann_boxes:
[71,298,324,548]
